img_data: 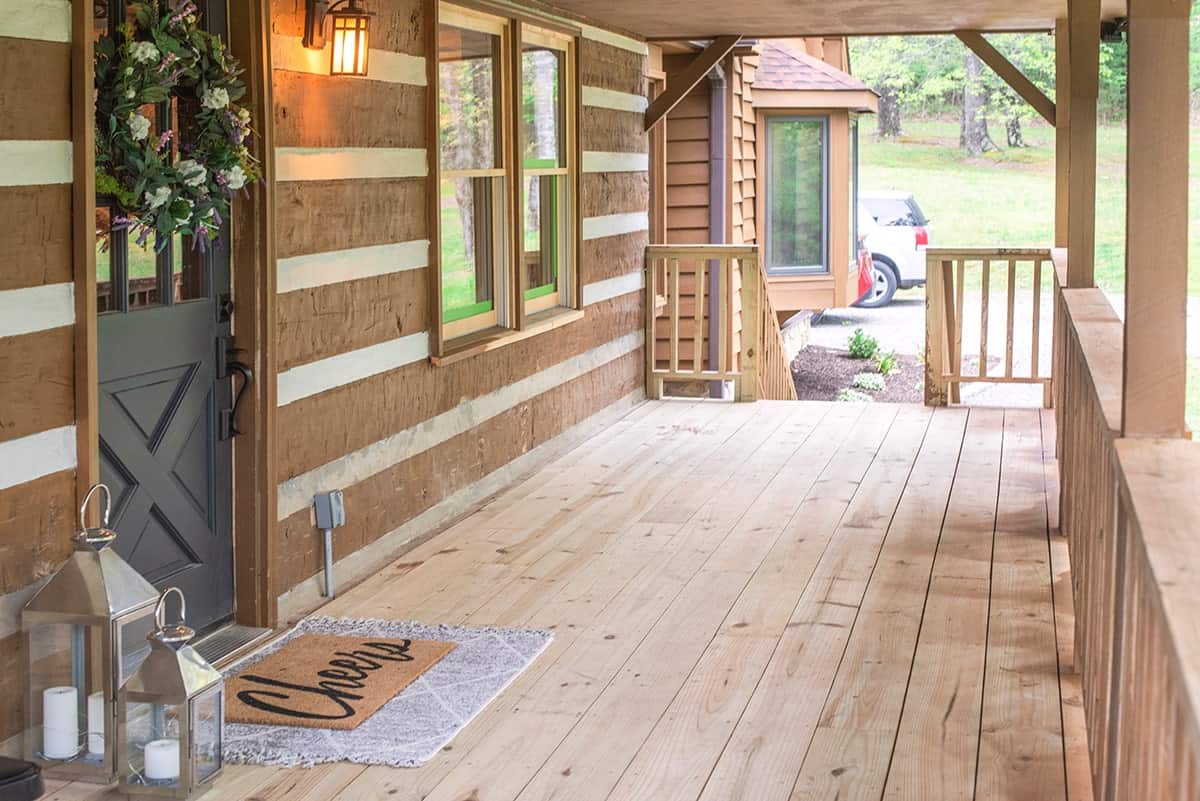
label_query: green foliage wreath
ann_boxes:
[94,0,260,251]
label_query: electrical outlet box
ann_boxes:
[313,490,346,530]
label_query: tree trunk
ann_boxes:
[877,85,902,138]
[961,51,990,156]
[1006,116,1025,147]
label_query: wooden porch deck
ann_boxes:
[52,400,1085,801]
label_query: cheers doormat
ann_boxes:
[221,617,554,768]
[225,634,455,730]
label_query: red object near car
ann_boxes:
[854,246,875,305]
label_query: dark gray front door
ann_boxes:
[95,0,235,635]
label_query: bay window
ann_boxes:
[435,3,578,354]
[764,115,828,275]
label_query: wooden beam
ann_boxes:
[1065,0,1099,288]
[1121,0,1192,439]
[644,36,741,131]
[71,0,98,517]
[1054,19,1071,249]
[955,30,1056,126]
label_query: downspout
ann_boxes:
[707,65,727,399]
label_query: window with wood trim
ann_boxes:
[435,3,578,351]
[763,115,828,275]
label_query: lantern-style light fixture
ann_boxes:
[22,484,160,783]
[302,0,373,77]
[118,588,224,799]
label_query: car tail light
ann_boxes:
[914,226,929,247]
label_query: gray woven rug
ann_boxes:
[220,616,553,767]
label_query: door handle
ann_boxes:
[219,361,252,440]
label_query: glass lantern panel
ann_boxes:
[116,612,157,685]
[192,687,222,784]
[26,622,107,762]
[124,700,184,788]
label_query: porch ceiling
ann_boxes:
[551,0,1126,39]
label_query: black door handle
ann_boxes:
[220,361,252,440]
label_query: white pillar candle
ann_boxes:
[144,738,180,781]
[86,691,105,755]
[42,686,79,759]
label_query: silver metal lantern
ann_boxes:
[118,588,224,798]
[22,484,160,783]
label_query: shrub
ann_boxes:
[853,373,886,392]
[877,350,900,376]
[847,328,879,360]
[836,388,874,403]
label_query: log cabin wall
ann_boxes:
[269,0,650,615]
[0,3,78,750]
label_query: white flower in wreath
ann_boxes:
[201,87,230,110]
[220,165,247,191]
[130,41,160,64]
[128,113,151,141]
[176,159,207,188]
[236,107,251,125]
[145,185,172,210]
[125,88,136,99]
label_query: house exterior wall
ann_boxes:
[0,0,651,746]
[269,0,651,613]
[0,5,78,749]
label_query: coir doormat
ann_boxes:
[225,634,455,730]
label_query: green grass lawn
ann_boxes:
[857,116,1200,297]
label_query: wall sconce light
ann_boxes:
[303,0,373,77]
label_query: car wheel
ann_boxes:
[855,259,898,308]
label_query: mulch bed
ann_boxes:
[791,346,925,403]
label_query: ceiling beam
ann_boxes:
[644,35,742,131]
[955,30,1057,126]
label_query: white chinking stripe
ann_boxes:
[583,271,644,306]
[0,425,76,491]
[276,147,428,182]
[276,330,644,519]
[0,282,74,338]
[277,332,430,407]
[0,140,73,186]
[0,0,70,42]
[582,86,648,114]
[277,240,430,294]
[271,35,427,86]
[579,24,647,56]
[582,151,648,174]
[583,212,649,241]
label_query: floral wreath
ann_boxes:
[94,0,261,251]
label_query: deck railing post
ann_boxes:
[924,253,948,406]
[645,250,660,399]
[736,254,760,402]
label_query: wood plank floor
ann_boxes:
[52,401,1084,801]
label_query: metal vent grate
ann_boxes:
[194,624,273,667]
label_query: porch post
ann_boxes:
[1054,19,1071,249]
[1121,0,1192,438]
[1065,0,1099,286]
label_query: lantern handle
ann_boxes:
[155,586,187,629]
[79,483,111,530]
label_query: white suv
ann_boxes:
[855,191,931,308]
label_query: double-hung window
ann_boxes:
[435,3,577,352]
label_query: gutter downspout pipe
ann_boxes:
[707,65,727,399]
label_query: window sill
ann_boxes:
[430,307,585,367]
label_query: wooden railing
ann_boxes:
[925,247,1054,406]
[1053,253,1200,800]
[645,244,795,401]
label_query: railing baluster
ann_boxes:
[1005,259,1017,378]
[1031,257,1043,378]
[980,258,991,378]
[953,259,965,404]
[718,256,729,375]
[694,259,706,374]
[670,258,680,374]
